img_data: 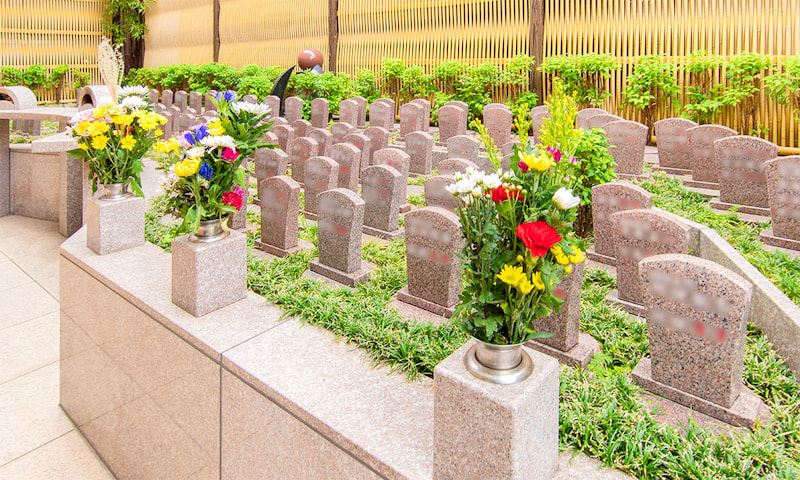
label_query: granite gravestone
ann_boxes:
[161,89,173,108]
[330,122,354,144]
[437,104,467,143]
[284,96,304,123]
[173,90,188,112]
[685,124,737,187]
[147,89,159,105]
[288,137,319,184]
[242,94,257,104]
[483,103,512,149]
[406,131,434,175]
[330,143,361,191]
[530,112,552,146]
[373,148,410,205]
[410,98,431,132]
[364,126,390,164]
[447,135,481,164]
[256,175,309,257]
[608,209,692,316]
[605,120,649,178]
[361,165,404,239]
[438,158,479,177]
[397,207,464,317]
[531,105,549,116]
[400,102,424,137]
[306,128,334,156]
[576,108,608,129]
[292,119,311,138]
[255,148,288,201]
[632,254,768,428]
[309,189,373,286]
[760,156,800,250]
[654,117,698,173]
[205,91,217,112]
[264,95,280,119]
[302,156,339,219]
[588,182,654,264]
[343,132,372,173]
[585,113,622,131]
[443,100,468,113]
[310,97,330,128]
[272,124,295,152]
[369,100,395,131]
[424,176,457,211]
[339,99,359,126]
[188,91,203,113]
[352,96,368,127]
[713,135,778,212]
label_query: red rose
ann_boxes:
[221,187,244,211]
[516,221,562,257]
[491,186,523,203]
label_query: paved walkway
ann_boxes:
[0,215,114,479]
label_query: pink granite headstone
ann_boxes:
[406,131,434,175]
[272,124,295,152]
[369,100,395,130]
[343,132,372,173]
[303,156,339,219]
[400,102,424,136]
[284,96,304,123]
[330,143,361,191]
[483,103,512,148]
[531,105,549,116]
[242,94,257,104]
[364,126,390,164]
[173,90,188,112]
[586,113,623,131]
[576,108,608,129]
[307,128,334,156]
[437,105,467,144]
[605,120,648,177]
[761,156,800,248]
[530,112,552,145]
[654,117,698,172]
[715,135,778,209]
[330,121,354,144]
[373,148,410,201]
[590,182,654,262]
[310,97,330,128]
[188,91,203,113]
[161,89,173,108]
[264,95,280,119]
[352,96,368,127]
[361,165,404,239]
[446,135,481,164]
[291,119,311,138]
[258,175,302,256]
[410,98,431,132]
[339,99,359,126]
[204,91,217,111]
[424,176,457,212]
[288,137,318,184]
[686,124,737,185]
[255,148,288,201]
[438,158,479,177]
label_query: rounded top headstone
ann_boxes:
[298,48,324,70]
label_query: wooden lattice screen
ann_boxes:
[143,0,215,67]
[0,0,105,103]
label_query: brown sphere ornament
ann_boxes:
[298,48,324,70]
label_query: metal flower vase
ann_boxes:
[464,338,534,385]
[189,217,230,243]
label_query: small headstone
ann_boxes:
[272,124,295,152]
[292,119,311,138]
[632,254,768,429]
[330,121,354,144]
[188,91,203,113]
[242,94,257,104]
[437,105,467,144]
[531,105,549,116]
[438,158,479,177]
[654,117,698,172]
[255,148,289,201]
[330,143,361,191]
[369,100,394,130]
[424,175,457,212]
[397,207,464,317]
[530,111,552,146]
[179,112,193,132]
[265,95,280,119]
[364,126,390,164]
[284,96,304,123]
[589,182,654,263]
[686,124,737,185]
[410,98,431,132]
[760,156,800,249]
[271,117,288,126]
[205,90,218,111]
[288,137,319,184]
[576,108,609,129]
[302,156,339,219]
[161,89,173,108]
[715,135,778,209]
[608,209,692,316]
[310,98,330,128]
[605,120,649,177]
[443,100,468,112]
[147,89,159,105]
[483,103,512,148]
[447,135,481,164]
[361,165,404,239]
[257,175,308,257]
[373,148,410,202]
[309,189,374,286]
[406,131,434,175]
[352,96,368,127]
[339,99,359,126]
[586,113,623,131]
[173,90,188,112]
[400,102,424,137]
[307,128,334,156]
[343,132,372,173]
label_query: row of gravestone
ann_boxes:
[587,180,768,428]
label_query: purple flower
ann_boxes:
[194,125,209,141]
[569,157,579,165]
[183,131,196,145]
[198,162,213,180]
[217,90,237,103]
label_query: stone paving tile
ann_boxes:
[0,430,114,480]
[0,282,58,331]
[0,259,34,292]
[0,311,59,384]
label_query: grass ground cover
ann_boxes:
[143,172,800,478]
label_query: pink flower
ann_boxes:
[221,186,244,211]
[547,147,562,163]
[517,161,529,172]
[221,148,240,162]
[569,157,579,165]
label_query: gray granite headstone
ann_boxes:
[242,94,257,104]
[437,104,468,143]
[330,121,354,144]
[258,175,302,256]
[443,100,468,112]
[265,95,280,119]
[339,99,359,126]
[161,89,173,108]
[288,137,318,184]
[311,98,330,128]
[188,91,203,113]
[655,117,698,171]
[303,156,339,218]
[762,156,800,246]
[147,89,159,105]
[364,126,390,164]
[173,90,188,111]
[424,175,457,212]
[686,124,737,184]
[369,100,394,130]
[373,148,410,200]
[576,108,608,129]
[605,120,649,177]
[330,143,361,191]
[406,131,434,175]
[438,158,479,177]
[284,96,304,123]
[307,127,334,156]
[410,98,431,132]
[272,124,295,152]
[361,165,403,239]
[531,105,549,116]
[716,135,778,209]
[590,182,654,262]
[397,207,464,316]
[447,135,481,164]
[292,119,311,139]
[400,102,424,137]
[343,132,372,173]
[483,103,512,148]
[530,112,552,146]
[205,90,217,111]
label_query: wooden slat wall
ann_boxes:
[0,0,105,103]
[544,0,800,147]
[143,0,214,68]
[218,0,328,69]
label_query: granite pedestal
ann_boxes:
[86,195,145,255]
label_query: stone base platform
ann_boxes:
[632,357,771,430]
[605,289,646,317]
[389,296,451,327]
[617,173,651,182]
[525,332,601,368]
[363,225,405,240]
[396,286,455,318]
[254,238,314,258]
[759,229,800,252]
[399,202,413,214]
[586,245,615,266]
[682,179,720,190]
[307,259,375,287]
[682,185,720,199]
[709,199,770,217]
[653,166,692,176]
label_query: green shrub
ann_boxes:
[721,52,771,135]
[622,54,680,138]
[539,53,619,108]
[681,50,725,124]
[766,55,800,123]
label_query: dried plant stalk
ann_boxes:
[97,37,123,102]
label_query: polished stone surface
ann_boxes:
[302,156,339,219]
[424,175,457,212]
[576,108,609,130]
[654,117,697,171]
[9,149,60,222]
[764,156,800,242]
[288,136,319,185]
[406,131,434,175]
[310,97,329,128]
[686,124,737,184]
[86,195,145,256]
[590,182,653,262]
[361,165,404,239]
[716,135,778,209]
[330,142,361,191]
[437,104,467,144]
[605,120,648,176]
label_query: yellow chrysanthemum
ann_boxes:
[550,245,570,265]
[111,114,133,126]
[518,276,534,294]
[120,136,136,151]
[496,264,526,288]
[153,129,163,137]
[91,135,109,150]
[564,265,572,275]
[86,121,109,137]
[138,114,160,131]
[569,246,585,264]
[74,121,91,135]
[531,271,545,290]
[78,143,89,151]
[522,152,553,172]
[174,159,200,177]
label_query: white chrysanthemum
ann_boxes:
[200,135,236,150]
[481,173,502,190]
[185,146,205,158]
[118,85,149,98]
[121,96,147,109]
[231,102,271,116]
[552,187,581,210]
[445,178,475,195]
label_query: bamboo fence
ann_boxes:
[143,0,214,67]
[0,0,105,103]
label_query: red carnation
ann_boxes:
[491,186,523,203]
[221,187,244,211]
[516,221,562,257]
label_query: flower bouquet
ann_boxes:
[68,85,166,197]
[158,90,273,236]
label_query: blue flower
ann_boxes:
[198,162,213,181]
[183,131,196,145]
[223,90,236,102]
[194,125,209,141]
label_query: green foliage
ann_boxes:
[352,69,379,102]
[457,62,501,120]
[433,61,466,94]
[622,55,680,136]
[379,58,406,100]
[0,66,24,86]
[539,80,581,155]
[571,129,616,236]
[682,50,725,124]
[721,52,771,134]
[501,53,537,100]
[399,65,435,103]
[21,64,49,89]
[766,55,800,122]
[101,0,156,45]
[70,68,92,90]
[539,53,619,108]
